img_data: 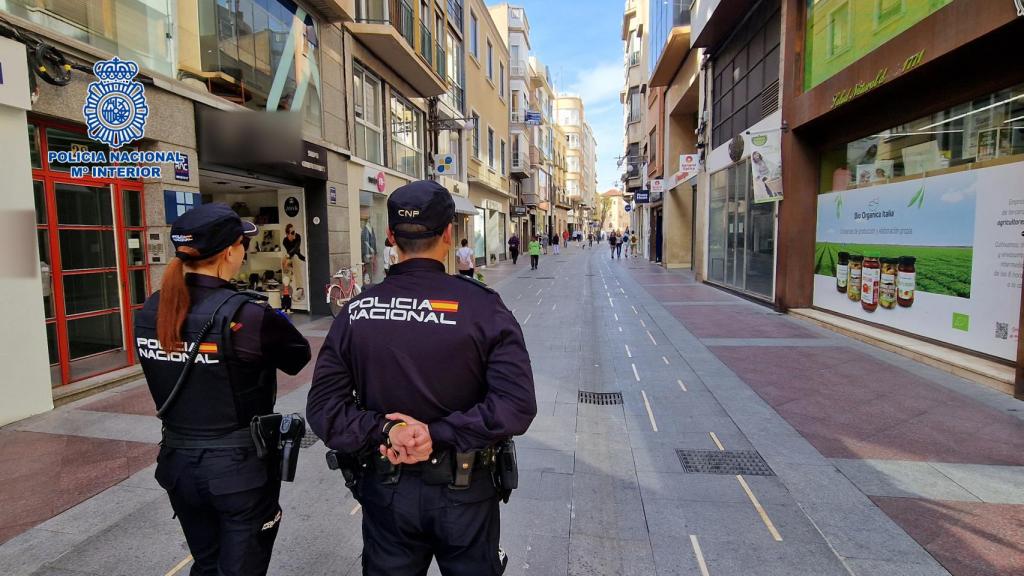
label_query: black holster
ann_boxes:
[249,413,305,482]
[491,439,518,503]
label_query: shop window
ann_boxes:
[354,63,384,165]
[820,82,1024,193]
[390,94,424,179]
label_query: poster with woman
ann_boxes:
[746,130,783,203]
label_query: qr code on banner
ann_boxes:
[995,322,1009,340]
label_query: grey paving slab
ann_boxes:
[0,530,84,576]
[930,462,1024,504]
[567,534,656,576]
[517,447,576,474]
[569,472,648,542]
[843,557,952,576]
[833,459,982,502]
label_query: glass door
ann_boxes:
[708,159,775,299]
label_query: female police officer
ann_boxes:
[134,203,311,576]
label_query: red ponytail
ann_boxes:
[157,247,200,351]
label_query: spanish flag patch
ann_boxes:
[429,300,459,313]
[198,343,218,354]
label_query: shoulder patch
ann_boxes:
[454,273,496,294]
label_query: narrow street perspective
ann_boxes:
[1,1,1023,576]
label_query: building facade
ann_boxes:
[465,0,512,266]
[491,3,536,241]
[621,0,649,244]
[555,94,596,235]
[529,55,556,237]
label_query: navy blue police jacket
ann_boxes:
[307,258,537,455]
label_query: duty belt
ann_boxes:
[161,427,255,449]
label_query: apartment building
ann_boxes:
[556,94,597,234]
[621,0,648,247]
[529,55,557,237]
[464,0,512,265]
[490,4,536,241]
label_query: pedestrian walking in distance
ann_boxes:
[135,203,311,576]
[541,233,549,255]
[508,233,520,265]
[529,235,542,270]
[562,229,570,250]
[551,232,560,255]
[456,238,474,277]
[308,180,537,576]
[622,230,630,259]
[608,230,617,260]
[630,232,639,258]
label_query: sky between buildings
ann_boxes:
[491,0,626,192]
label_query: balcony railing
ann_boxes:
[434,40,445,77]
[420,23,433,66]
[510,60,527,77]
[397,1,415,46]
[511,111,522,123]
[442,81,464,113]
[356,0,417,46]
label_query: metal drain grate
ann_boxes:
[300,429,321,449]
[676,449,775,476]
[578,391,624,405]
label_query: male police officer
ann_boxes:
[307,180,537,575]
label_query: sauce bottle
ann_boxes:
[861,253,880,312]
[847,254,863,302]
[879,258,898,309]
[836,251,849,293]
[897,256,916,307]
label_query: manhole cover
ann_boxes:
[578,391,623,405]
[301,429,321,448]
[676,449,775,476]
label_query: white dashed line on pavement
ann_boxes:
[625,344,632,358]
[640,318,646,328]
[523,313,532,325]
[631,305,638,315]
[709,432,725,451]
[647,331,657,345]
[738,475,783,542]
[662,356,670,365]
[641,390,658,432]
[678,379,688,392]
[350,504,362,516]
[690,536,710,576]
[631,363,640,382]
[164,556,193,576]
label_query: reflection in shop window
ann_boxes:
[827,3,850,58]
[390,94,424,178]
[181,0,323,135]
[875,0,906,27]
[821,82,1024,193]
[1,0,175,76]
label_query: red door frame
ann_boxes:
[32,116,150,386]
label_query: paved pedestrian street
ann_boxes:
[1,246,1022,576]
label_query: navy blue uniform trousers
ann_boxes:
[155,446,282,576]
[358,469,502,576]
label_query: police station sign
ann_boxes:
[57,57,187,179]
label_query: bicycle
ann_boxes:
[325,266,362,317]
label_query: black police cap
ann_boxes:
[387,180,455,239]
[170,203,258,261]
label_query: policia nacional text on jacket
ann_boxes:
[307,180,537,576]
[135,203,311,576]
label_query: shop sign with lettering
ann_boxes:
[830,50,925,110]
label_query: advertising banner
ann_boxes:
[813,161,1024,360]
[745,131,782,203]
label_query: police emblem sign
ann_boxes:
[83,57,149,148]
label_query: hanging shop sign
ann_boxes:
[294,141,328,179]
[363,168,387,193]
[744,131,783,203]
[284,196,301,217]
[624,203,633,212]
[329,185,337,205]
[511,206,528,217]
[634,190,651,204]
[525,111,542,125]
[434,153,457,176]
[649,179,664,194]
[677,154,699,181]
[813,161,1024,361]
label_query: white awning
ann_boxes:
[451,193,477,215]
